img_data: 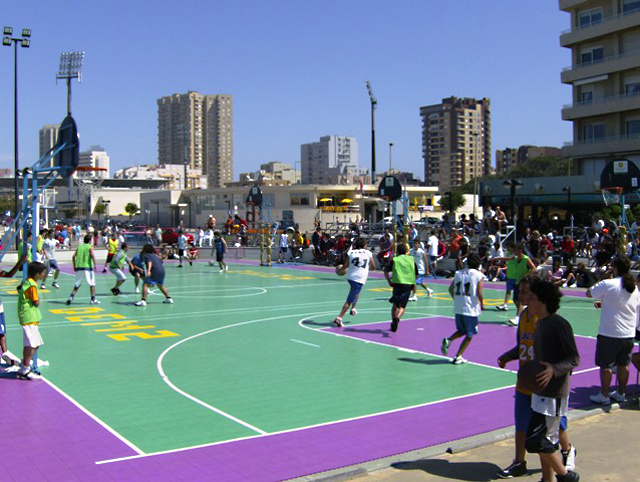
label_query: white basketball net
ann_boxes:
[601,187,622,206]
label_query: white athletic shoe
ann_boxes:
[610,391,626,403]
[163,298,174,304]
[134,300,147,306]
[452,356,468,365]
[90,298,101,304]
[589,392,611,405]
[350,308,357,316]
[52,282,60,289]
[40,284,46,290]
[1,351,20,366]
[333,317,343,328]
[441,338,451,356]
[408,295,418,302]
[496,304,509,311]
[135,287,140,294]
[507,317,519,326]
[426,288,434,297]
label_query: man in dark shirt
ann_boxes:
[525,278,580,482]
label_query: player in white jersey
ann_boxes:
[332,238,375,328]
[277,229,291,263]
[41,230,61,290]
[409,238,434,301]
[441,253,485,365]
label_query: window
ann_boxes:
[580,91,594,104]
[290,193,309,206]
[580,47,604,65]
[626,117,640,136]
[578,8,603,27]
[623,0,640,14]
[582,123,605,141]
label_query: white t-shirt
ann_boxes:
[590,278,640,338]
[279,233,289,248]
[452,268,484,317]
[427,235,439,257]
[178,235,187,249]
[410,247,427,275]
[489,246,504,258]
[346,248,374,284]
[43,238,57,259]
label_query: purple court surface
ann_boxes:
[0,262,630,481]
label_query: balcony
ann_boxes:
[559,0,590,12]
[561,49,640,84]
[560,8,640,47]
[562,92,640,119]
[562,133,640,158]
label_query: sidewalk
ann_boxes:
[350,402,639,481]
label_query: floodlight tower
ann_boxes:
[57,51,85,115]
[365,80,377,186]
[3,26,31,226]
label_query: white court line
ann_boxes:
[291,339,320,348]
[42,377,145,455]
[297,313,519,374]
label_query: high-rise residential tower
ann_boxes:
[157,91,233,188]
[560,0,640,174]
[39,124,60,167]
[300,135,365,185]
[420,97,491,192]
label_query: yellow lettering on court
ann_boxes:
[81,320,137,327]
[66,313,126,322]
[50,307,104,315]
[95,324,156,332]
[108,330,180,341]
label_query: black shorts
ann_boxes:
[216,252,225,262]
[389,284,413,308]
[525,410,561,454]
[595,335,635,368]
[178,248,185,256]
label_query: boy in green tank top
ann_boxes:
[16,262,47,380]
[67,235,100,305]
[384,243,417,332]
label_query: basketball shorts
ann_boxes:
[216,252,225,262]
[178,248,185,257]
[525,395,568,454]
[22,324,44,348]
[110,267,126,281]
[75,269,96,288]
[346,279,363,304]
[145,273,166,286]
[0,308,5,336]
[47,259,59,271]
[515,391,568,433]
[595,335,635,368]
[389,284,413,308]
[455,314,479,337]
[416,274,427,285]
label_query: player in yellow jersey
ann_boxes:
[496,275,576,478]
[102,232,119,273]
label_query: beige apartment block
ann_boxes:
[157,91,233,188]
[560,0,640,172]
[420,97,491,193]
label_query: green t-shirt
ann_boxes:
[18,278,42,325]
[110,250,128,269]
[18,242,33,262]
[391,254,417,285]
[506,255,531,283]
[75,243,93,270]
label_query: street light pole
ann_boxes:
[365,80,377,186]
[3,27,30,227]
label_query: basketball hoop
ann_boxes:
[73,166,107,197]
[602,186,624,206]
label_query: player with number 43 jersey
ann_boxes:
[332,238,375,328]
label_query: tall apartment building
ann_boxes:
[75,145,110,179]
[420,97,491,192]
[495,145,563,175]
[300,135,365,185]
[560,0,640,175]
[157,91,233,188]
[39,124,60,166]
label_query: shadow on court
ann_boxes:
[391,459,512,481]
[302,319,335,327]
[344,327,390,338]
[397,357,451,366]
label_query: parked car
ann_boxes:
[161,228,194,245]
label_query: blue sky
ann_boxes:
[0,1,571,180]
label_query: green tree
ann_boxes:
[94,202,107,221]
[124,202,139,220]
[438,191,466,214]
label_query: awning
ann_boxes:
[319,198,333,202]
[341,199,353,203]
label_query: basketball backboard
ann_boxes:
[600,159,640,192]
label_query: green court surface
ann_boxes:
[0,262,602,456]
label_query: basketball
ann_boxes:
[209,260,214,266]
[517,360,547,394]
[336,264,347,276]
